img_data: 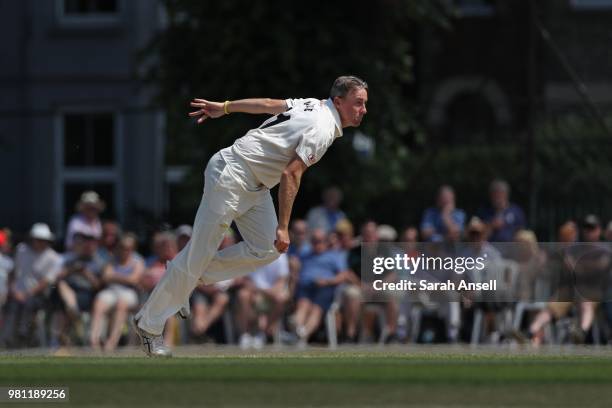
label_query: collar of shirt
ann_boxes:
[324,98,343,138]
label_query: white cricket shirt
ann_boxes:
[221,98,343,189]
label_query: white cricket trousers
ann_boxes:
[136,152,280,335]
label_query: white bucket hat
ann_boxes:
[30,223,55,242]
[76,191,106,212]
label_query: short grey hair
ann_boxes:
[490,179,510,194]
[330,75,368,99]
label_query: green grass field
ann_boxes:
[2,348,612,407]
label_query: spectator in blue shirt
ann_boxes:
[478,179,526,242]
[420,185,466,242]
[293,229,352,345]
[306,187,347,234]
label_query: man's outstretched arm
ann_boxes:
[189,98,287,124]
[274,156,308,253]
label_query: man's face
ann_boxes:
[81,238,98,257]
[290,221,308,245]
[490,189,508,209]
[102,223,119,248]
[310,230,328,254]
[361,222,378,243]
[31,239,49,253]
[583,226,601,242]
[437,189,455,208]
[334,88,368,128]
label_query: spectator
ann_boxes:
[461,217,506,343]
[0,224,61,347]
[175,225,193,252]
[512,229,547,302]
[141,232,178,294]
[189,229,235,342]
[306,187,347,234]
[97,220,121,263]
[287,219,311,297]
[236,253,290,349]
[287,219,311,259]
[420,185,466,242]
[65,191,105,251]
[0,228,13,256]
[89,233,144,351]
[51,232,105,345]
[0,230,13,308]
[332,220,361,342]
[294,229,353,345]
[478,180,526,242]
[353,221,400,343]
[527,216,603,345]
[140,231,178,346]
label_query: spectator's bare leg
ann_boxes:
[236,287,255,334]
[343,296,361,339]
[191,302,209,335]
[89,298,111,348]
[199,293,229,334]
[384,300,399,336]
[57,281,79,318]
[580,302,596,332]
[529,309,551,334]
[303,304,323,340]
[294,298,312,333]
[361,308,377,341]
[104,300,130,351]
[264,294,286,337]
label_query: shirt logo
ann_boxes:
[308,154,316,163]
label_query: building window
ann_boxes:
[64,0,118,14]
[58,0,121,24]
[55,109,123,240]
[570,0,612,9]
[453,0,495,16]
[64,113,114,167]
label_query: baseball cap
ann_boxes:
[582,214,600,229]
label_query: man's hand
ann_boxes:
[189,99,226,124]
[274,227,290,253]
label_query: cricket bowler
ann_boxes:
[133,75,368,356]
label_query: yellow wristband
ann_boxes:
[223,100,231,115]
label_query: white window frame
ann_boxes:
[56,0,123,26]
[53,107,124,239]
[570,0,612,9]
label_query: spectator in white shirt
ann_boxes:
[0,223,61,347]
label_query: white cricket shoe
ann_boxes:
[252,332,266,350]
[239,333,253,350]
[132,317,172,358]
